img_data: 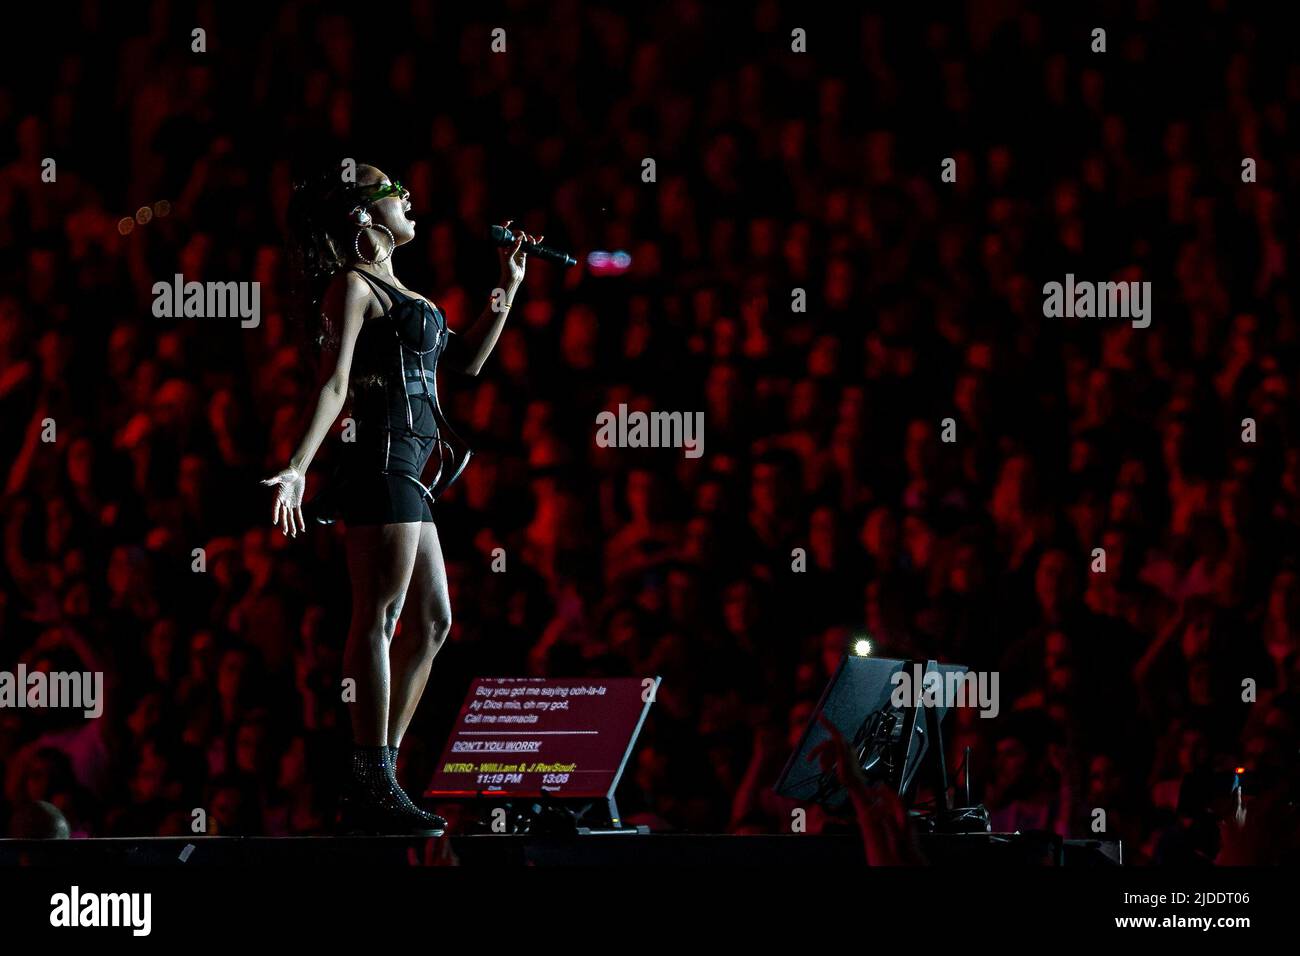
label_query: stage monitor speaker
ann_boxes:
[774,656,968,812]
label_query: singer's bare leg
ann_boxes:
[389,521,452,748]
[343,522,421,747]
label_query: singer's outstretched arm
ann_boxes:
[449,219,541,376]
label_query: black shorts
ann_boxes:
[309,426,436,526]
[306,384,469,528]
[339,471,433,524]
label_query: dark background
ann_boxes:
[0,0,1297,863]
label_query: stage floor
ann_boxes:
[0,832,1122,866]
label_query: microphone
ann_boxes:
[488,225,577,267]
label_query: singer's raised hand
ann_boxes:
[455,220,541,375]
[497,218,543,291]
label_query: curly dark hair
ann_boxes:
[285,161,375,352]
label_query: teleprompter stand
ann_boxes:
[427,677,661,836]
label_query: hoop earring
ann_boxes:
[354,223,395,264]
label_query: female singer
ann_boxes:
[266,163,539,834]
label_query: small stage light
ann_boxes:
[853,639,872,657]
[586,250,632,275]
